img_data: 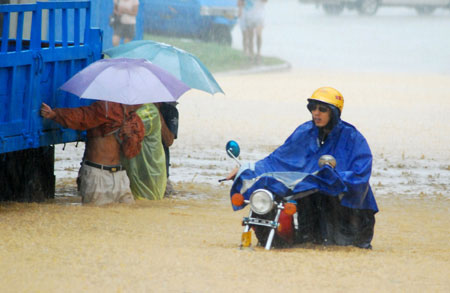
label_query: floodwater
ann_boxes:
[1,0,450,292]
[0,194,448,292]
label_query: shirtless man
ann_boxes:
[40,101,143,205]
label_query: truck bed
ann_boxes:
[0,1,102,154]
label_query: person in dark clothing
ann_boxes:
[156,102,179,196]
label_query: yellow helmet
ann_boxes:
[308,87,344,114]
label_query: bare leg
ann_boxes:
[255,26,263,64]
[242,29,249,56]
[248,28,255,61]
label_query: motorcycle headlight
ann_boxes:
[249,189,274,215]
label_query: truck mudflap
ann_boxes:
[0,146,54,202]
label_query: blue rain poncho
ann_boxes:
[121,104,167,200]
[231,120,378,213]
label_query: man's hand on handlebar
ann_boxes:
[226,167,239,181]
[218,167,239,183]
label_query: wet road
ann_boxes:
[232,0,450,74]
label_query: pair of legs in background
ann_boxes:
[112,22,135,47]
[240,13,264,63]
[242,25,263,63]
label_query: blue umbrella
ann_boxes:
[103,40,224,95]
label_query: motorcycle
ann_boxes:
[222,140,343,250]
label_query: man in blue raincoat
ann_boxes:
[227,87,378,248]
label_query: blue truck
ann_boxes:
[0,1,102,201]
[140,0,238,45]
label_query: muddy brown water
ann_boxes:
[0,189,448,292]
[1,71,449,292]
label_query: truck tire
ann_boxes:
[252,210,292,248]
[415,6,436,15]
[358,0,378,16]
[323,4,344,15]
[0,146,55,202]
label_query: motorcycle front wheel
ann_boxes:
[252,211,292,248]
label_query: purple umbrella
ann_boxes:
[60,58,190,105]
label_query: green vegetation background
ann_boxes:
[144,34,285,73]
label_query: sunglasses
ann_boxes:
[307,103,329,113]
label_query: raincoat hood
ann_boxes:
[231,120,378,212]
[328,104,341,126]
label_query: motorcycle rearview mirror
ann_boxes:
[225,140,241,167]
[318,155,337,169]
[219,140,242,183]
[226,140,240,158]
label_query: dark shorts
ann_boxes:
[160,103,179,177]
[114,22,135,40]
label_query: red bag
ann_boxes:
[117,111,145,159]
